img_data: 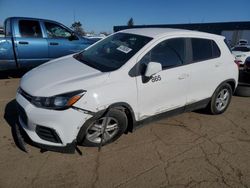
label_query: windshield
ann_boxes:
[74,33,152,72]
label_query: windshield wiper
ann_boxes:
[73,53,83,62]
[73,53,105,71]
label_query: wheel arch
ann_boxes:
[213,79,237,95]
[108,102,136,133]
[226,79,237,93]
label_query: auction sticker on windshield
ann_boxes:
[117,45,132,53]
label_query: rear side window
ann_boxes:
[212,41,221,57]
[191,38,221,62]
[140,38,186,69]
[19,20,42,38]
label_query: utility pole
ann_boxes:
[73,9,76,23]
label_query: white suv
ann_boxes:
[16,28,238,153]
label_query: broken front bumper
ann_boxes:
[14,120,76,153]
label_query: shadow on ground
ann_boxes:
[3,99,79,155]
[0,69,29,79]
[239,70,250,84]
[4,99,30,152]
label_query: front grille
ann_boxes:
[36,125,62,143]
[16,103,28,125]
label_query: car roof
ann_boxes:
[5,17,62,25]
[119,28,224,39]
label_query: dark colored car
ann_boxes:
[244,57,250,73]
[236,56,250,96]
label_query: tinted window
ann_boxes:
[212,41,221,57]
[192,38,220,62]
[45,22,72,38]
[192,38,212,62]
[75,33,152,72]
[140,38,185,69]
[19,20,42,38]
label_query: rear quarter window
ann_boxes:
[191,38,221,63]
[212,40,221,58]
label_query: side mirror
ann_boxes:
[68,33,79,41]
[144,62,162,77]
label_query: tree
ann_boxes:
[71,21,85,36]
[99,31,109,36]
[127,18,134,27]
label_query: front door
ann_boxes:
[44,21,84,58]
[136,38,189,120]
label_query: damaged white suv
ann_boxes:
[16,28,238,153]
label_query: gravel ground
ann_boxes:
[0,78,250,188]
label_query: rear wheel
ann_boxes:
[77,108,128,147]
[208,83,232,115]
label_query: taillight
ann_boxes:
[234,60,242,68]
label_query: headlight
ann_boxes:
[31,90,86,110]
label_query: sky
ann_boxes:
[0,0,250,33]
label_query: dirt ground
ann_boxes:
[0,78,250,188]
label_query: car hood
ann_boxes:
[20,55,109,96]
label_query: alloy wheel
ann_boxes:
[86,117,119,144]
[215,89,230,112]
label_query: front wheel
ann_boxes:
[77,108,128,147]
[208,83,232,115]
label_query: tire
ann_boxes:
[235,83,250,97]
[208,83,232,115]
[77,108,128,147]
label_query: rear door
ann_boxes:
[43,21,85,58]
[14,19,49,68]
[185,38,222,104]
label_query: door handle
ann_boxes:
[178,73,189,80]
[49,42,59,45]
[215,63,222,67]
[19,41,29,45]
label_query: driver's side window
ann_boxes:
[140,38,186,70]
[45,22,73,39]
